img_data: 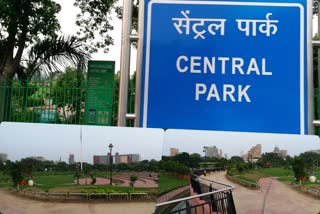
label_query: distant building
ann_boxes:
[219,149,223,158]
[129,154,140,163]
[272,146,287,159]
[115,153,140,164]
[170,148,179,156]
[93,155,108,165]
[205,146,220,158]
[248,144,262,160]
[68,154,75,165]
[93,153,140,165]
[0,153,8,161]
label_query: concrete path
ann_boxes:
[204,171,320,214]
[0,189,155,214]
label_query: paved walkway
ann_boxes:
[203,172,320,214]
[0,189,155,214]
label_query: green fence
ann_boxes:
[2,78,320,131]
[0,79,135,126]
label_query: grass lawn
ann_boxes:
[158,174,189,195]
[11,171,157,193]
[232,168,294,184]
[256,168,293,177]
[234,175,257,184]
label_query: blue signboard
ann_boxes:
[140,0,310,134]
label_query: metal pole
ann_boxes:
[109,150,112,185]
[308,0,314,134]
[118,0,133,126]
[80,125,83,171]
[134,0,145,127]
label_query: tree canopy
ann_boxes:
[0,0,61,79]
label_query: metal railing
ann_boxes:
[155,174,236,214]
[0,79,135,126]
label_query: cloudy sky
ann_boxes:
[162,129,320,157]
[0,122,164,163]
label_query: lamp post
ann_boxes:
[108,143,114,186]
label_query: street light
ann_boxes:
[108,143,114,186]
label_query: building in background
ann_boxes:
[68,154,75,165]
[248,144,262,160]
[0,153,8,161]
[272,146,288,159]
[204,146,220,158]
[170,148,179,156]
[93,153,140,165]
[115,153,140,164]
[93,155,108,165]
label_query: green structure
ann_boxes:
[85,61,115,125]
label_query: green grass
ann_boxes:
[235,175,257,183]
[158,174,189,195]
[256,168,293,177]
[232,168,294,184]
[78,185,157,194]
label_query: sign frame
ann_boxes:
[138,0,313,135]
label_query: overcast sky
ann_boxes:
[163,129,320,157]
[0,122,164,163]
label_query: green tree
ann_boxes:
[53,67,86,124]
[292,156,306,185]
[0,0,60,80]
[9,162,24,189]
[129,174,138,188]
[230,156,245,164]
[74,170,82,185]
[74,0,139,53]
[20,36,90,80]
[259,153,285,167]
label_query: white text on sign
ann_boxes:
[172,11,279,39]
[176,56,272,103]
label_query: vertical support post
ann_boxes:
[134,0,145,127]
[318,0,320,94]
[118,0,133,126]
[0,76,5,123]
[308,0,314,134]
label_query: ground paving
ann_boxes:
[0,189,155,214]
[203,171,320,214]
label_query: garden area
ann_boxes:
[226,151,320,195]
[0,157,192,200]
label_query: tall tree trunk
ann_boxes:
[0,59,18,123]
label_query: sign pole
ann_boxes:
[118,0,133,127]
[134,0,145,127]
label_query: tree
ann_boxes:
[292,156,306,185]
[129,174,138,188]
[74,170,82,184]
[0,0,60,80]
[259,153,285,168]
[20,36,90,80]
[0,2,90,123]
[74,0,139,53]
[9,162,24,190]
[230,156,244,164]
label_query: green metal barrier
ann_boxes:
[0,79,135,127]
